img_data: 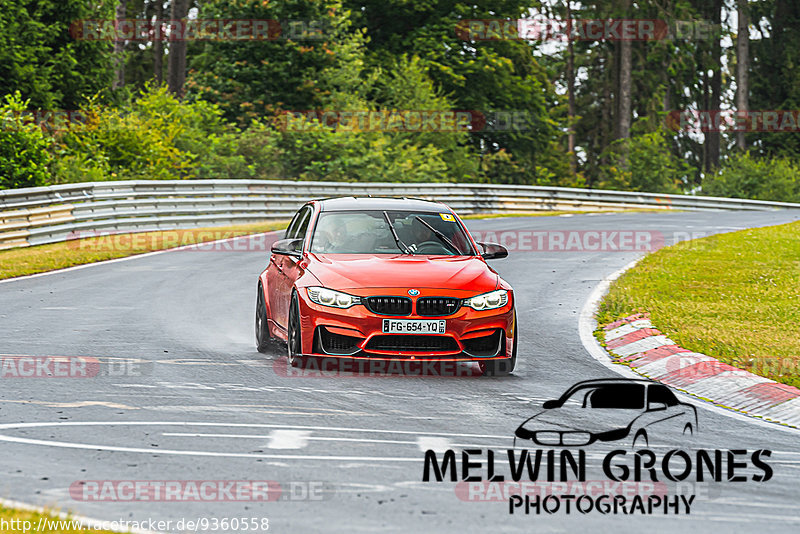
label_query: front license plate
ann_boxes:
[382,319,446,334]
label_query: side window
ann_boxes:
[293,207,312,242]
[648,385,679,406]
[286,206,312,239]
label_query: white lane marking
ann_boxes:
[0,231,281,285]
[0,434,422,462]
[578,257,800,435]
[0,400,138,410]
[416,437,452,453]
[162,432,504,449]
[266,429,312,449]
[0,421,507,462]
[0,420,508,439]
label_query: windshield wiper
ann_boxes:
[414,216,459,254]
[383,211,412,254]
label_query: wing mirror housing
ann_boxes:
[478,242,508,260]
[542,400,559,409]
[271,238,303,258]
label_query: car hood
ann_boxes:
[306,253,499,292]
[519,407,642,434]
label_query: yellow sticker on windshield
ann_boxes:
[440,213,455,222]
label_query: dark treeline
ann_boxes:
[1,0,798,202]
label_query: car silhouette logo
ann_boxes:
[513,378,698,448]
[408,289,420,296]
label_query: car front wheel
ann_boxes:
[480,314,517,377]
[255,285,271,354]
[287,292,305,368]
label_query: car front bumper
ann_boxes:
[295,287,515,362]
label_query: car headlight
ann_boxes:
[307,287,361,308]
[463,289,508,311]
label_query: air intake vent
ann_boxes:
[365,296,412,316]
[365,335,459,352]
[417,297,461,316]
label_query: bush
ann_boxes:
[598,124,690,194]
[702,152,800,203]
[0,92,52,189]
[52,85,262,182]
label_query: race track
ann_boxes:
[1,210,799,533]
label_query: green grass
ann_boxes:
[0,221,288,281]
[459,208,671,219]
[0,210,664,280]
[0,504,120,533]
[597,221,800,387]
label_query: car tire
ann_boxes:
[480,313,517,377]
[633,429,649,448]
[287,291,305,368]
[255,285,271,354]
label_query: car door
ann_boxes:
[268,205,312,329]
[645,384,691,437]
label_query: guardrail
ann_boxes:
[2,180,799,250]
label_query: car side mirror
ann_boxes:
[271,238,303,258]
[478,242,508,260]
[542,400,559,409]
[648,401,667,412]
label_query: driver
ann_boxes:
[314,217,350,252]
[406,217,435,249]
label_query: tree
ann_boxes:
[736,0,749,151]
[113,0,128,90]
[167,0,190,97]
[0,0,116,109]
[616,0,632,141]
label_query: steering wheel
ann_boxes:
[414,241,451,254]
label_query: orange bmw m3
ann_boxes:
[255,197,516,375]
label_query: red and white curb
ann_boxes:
[600,313,800,428]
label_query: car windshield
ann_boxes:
[310,210,475,256]
[561,384,645,409]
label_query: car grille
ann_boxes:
[462,329,503,357]
[534,431,592,447]
[364,296,412,316]
[416,297,461,316]
[316,327,362,355]
[365,335,460,352]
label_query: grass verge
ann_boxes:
[459,208,671,219]
[0,503,120,533]
[0,210,664,281]
[596,221,800,388]
[0,221,288,281]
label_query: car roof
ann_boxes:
[316,196,450,212]
[563,378,657,389]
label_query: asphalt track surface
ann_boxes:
[1,210,799,533]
